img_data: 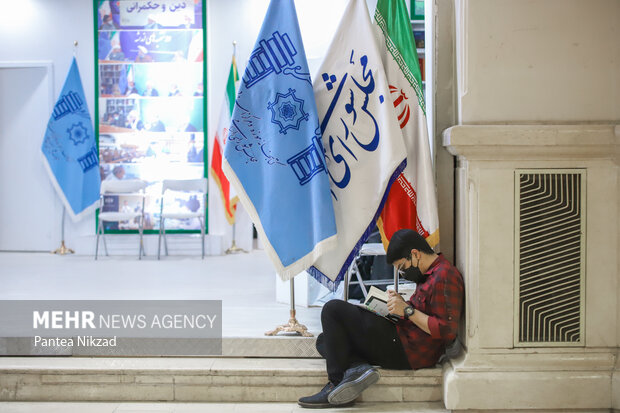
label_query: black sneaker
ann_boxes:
[298,382,354,409]
[327,364,380,405]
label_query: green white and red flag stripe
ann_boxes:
[210,57,239,224]
[374,0,440,249]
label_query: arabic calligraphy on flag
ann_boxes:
[308,0,407,290]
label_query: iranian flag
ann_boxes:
[374,0,440,248]
[210,57,239,224]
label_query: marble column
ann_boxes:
[442,124,620,412]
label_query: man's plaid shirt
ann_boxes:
[395,253,464,369]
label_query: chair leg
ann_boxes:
[344,263,352,301]
[95,221,101,260]
[352,260,368,298]
[138,220,144,260]
[157,217,163,260]
[200,217,205,259]
[163,220,169,256]
[102,224,109,256]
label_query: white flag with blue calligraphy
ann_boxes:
[308,0,407,290]
[41,58,101,221]
[223,0,337,279]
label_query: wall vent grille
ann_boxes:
[515,170,585,346]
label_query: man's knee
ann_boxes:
[321,299,351,322]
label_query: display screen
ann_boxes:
[96,0,205,232]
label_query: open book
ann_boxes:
[361,286,403,323]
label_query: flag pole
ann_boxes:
[52,207,75,255]
[225,41,247,255]
[265,276,313,337]
[224,220,247,254]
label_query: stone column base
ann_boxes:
[443,350,618,411]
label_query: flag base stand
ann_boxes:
[225,221,248,254]
[52,241,74,255]
[265,277,314,337]
[52,210,74,255]
[265,309,313,337]
[225,240,247,254]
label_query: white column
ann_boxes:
[442,124,619,411]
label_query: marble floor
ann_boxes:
[0,402,449,412]
[0,250,341,337]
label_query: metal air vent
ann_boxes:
[515,170,585,346]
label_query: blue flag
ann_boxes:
[42,58,101,221]
[223,0,337,279]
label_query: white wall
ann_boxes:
[0,1,95,110]
[0,0,95,252]
[456,0,620,124]
[0,64,57,251]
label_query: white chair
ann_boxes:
[95,179,147,260]
[343,243,399,301]
[157,178,207,259]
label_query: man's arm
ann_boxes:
[426,276,463,341]
[387,271,464,340]
[387,291,431,335]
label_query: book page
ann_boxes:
[365,294,390,317]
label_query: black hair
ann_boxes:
[386,229,434,264]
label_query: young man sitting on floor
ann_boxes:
[298,229,464,408]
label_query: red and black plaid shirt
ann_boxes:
[396,253,464,369]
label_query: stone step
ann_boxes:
[0,401,450,412]
[2,337,321,358]
[0,357,443,404]
[222,337,321,358]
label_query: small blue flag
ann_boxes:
[42,58,101,221]
[223,0,337,279]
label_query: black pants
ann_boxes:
[317,300,411,384]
